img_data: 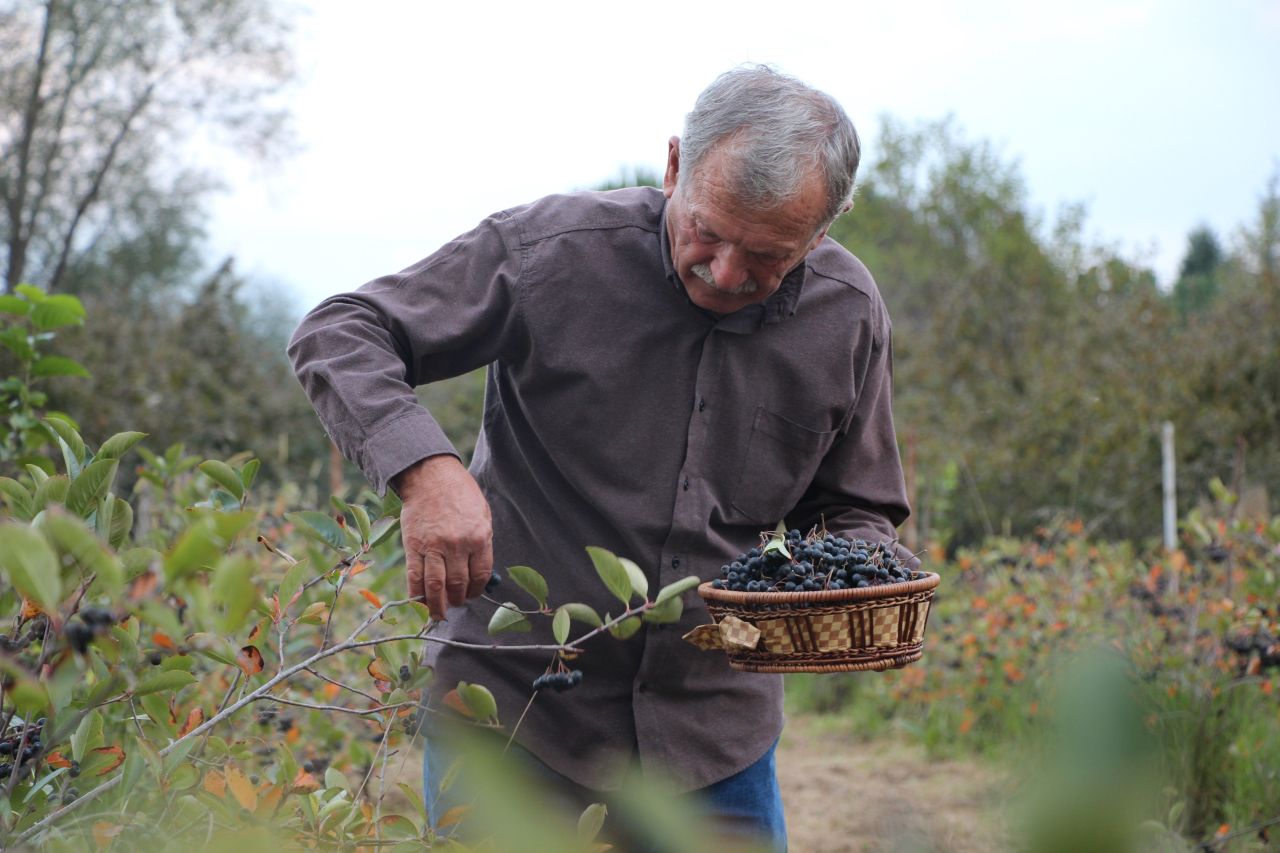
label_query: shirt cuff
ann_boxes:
[361,408,459,495]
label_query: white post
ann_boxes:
[1162,421,1177,551]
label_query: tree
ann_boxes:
[0,0,295,293]
[1171,225,1223,317]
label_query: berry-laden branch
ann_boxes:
[10,584,685,847]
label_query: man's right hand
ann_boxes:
[392,455,493,621]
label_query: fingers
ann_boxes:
[406,546,426,606]
[393,454,494,621]
[466,536,494,601]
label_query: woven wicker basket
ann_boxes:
[693,572,941,673]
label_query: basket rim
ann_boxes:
[697,571,940,606]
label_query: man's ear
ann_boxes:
[663,136,680,199]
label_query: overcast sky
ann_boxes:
[205,0,1280,312]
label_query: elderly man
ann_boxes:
[288,65,910,850]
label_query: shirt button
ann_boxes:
[682,477,689,491]
[698,397,706,412]
[671,557,681,569]
[637,682,648,694]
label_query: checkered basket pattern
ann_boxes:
[689,572,940,673]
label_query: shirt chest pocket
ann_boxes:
[729,407,838,526]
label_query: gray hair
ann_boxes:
[679,65,860,225]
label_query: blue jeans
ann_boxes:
[422,724,787,852]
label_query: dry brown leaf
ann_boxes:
[437,804,469,828]
[366,657,393,683]
[255,784,284,816]
[92,822,123,848]
[203,769,226,797]
[224,764,258,811]
[292,768,320,793]
[91,746,125,776]
[179,706,204,738]
[129,571,159,601]
[236,645,264,676]
[441,689,474,719]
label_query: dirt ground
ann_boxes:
[777,718,1013,853]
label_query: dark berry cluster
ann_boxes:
[711,529,923,593]
[532,669,583,692]
[0,717,46,776]
[63,606,117,654]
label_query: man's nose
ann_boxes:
[710,245,749,289]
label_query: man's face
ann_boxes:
[663,137,831,314]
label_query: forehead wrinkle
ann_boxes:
[687,202,804,259]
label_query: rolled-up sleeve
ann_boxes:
[287,211,525,494]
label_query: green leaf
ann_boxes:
[10,679,49,714]
[72,710,104,762]
[159,654,194,672]
[278,558,308,612]
[577,802,608,843]
[608,616,643,640]
[0,477,35,519]
[65,458,118,517]
[487,603,531,635]
[43,416,85,468]
[586,546,633,606]
[286,510,346,550]
[0,294,31,315]
[552,606,571,644]
[32,474,69,512]
[23,767,68,804]
[139,692,176,735]
[30,294,85,330]
[198,460,244,501]
[368,517,401,550]
[560,602,603,628]
[185,633,238,667]
[163,511,254,582]
[162,737,199,776]
[30,356,90,379]
[457,682,498,722]
[351,504,371,544]
[324,765,348,793]
[14,283,46,302]
[619,557,649,601]
[643,595,683,624]
[134,670,197,697]
[507,565,549,609]
[240,458,260,491]
[40,510,123,593]
[107,496,133,549]
[763,538,791,560]
[164,517,222,582]
[0,326,35,361]
[654,575,702,606]
[212,556,257,633]
[0,524,62,612]
[96,431,147,460]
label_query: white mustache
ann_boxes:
[691,263,758,296]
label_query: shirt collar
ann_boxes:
[658,200,808,333]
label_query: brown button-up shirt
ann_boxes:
[287,187,910,792]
